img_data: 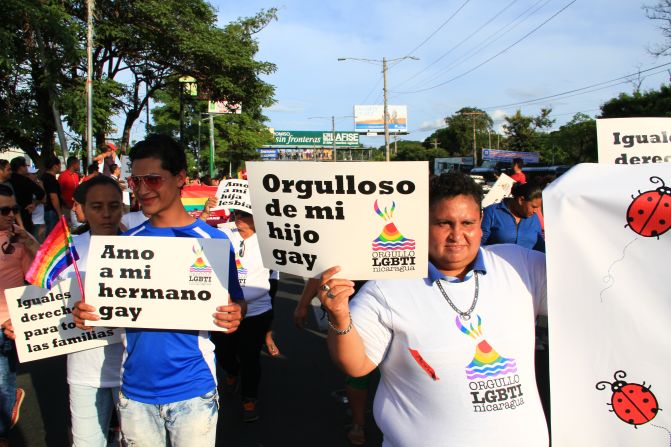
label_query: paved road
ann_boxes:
[9,275,383,447]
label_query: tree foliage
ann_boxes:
[599,84,671,118]
[424,107,493,156]
[502,108,555,151]
[0,0,276,167]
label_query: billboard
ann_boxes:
[481,149,540,163]
[269,131,359,147]
[208,101,241,114]
[354,105,408,134]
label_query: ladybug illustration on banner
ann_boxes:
[626,176,671,238]
[596,370,660,428]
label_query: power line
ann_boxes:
[403,0,473,57]
[395,0,520,89]
[394,0,576,95]
[482,63,671,110]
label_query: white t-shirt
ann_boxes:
[31,203,44,225]
[121,211,149,232]
[63,232,124,388]
[219,224,276,317]
[351,244,548,447]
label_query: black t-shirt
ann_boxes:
[41,172,62,212]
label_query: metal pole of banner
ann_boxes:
[86,0,94,164]
[332,115,336,162]
[208,114,215,178]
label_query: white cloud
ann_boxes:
[418,118,446,132]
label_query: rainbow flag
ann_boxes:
[25,217,79,289]
[181,185,219,216]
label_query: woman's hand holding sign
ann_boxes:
[318,266,355,331]
[213,298,246,333]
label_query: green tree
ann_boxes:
[150,87,272,176]
[0,0,80,164]
[599,85,671,118]
[424,107,493,156]
[502,108,555,152]
[546,113,597,164]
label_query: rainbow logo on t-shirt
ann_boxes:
[189,245,212,273]
[371,200,415,251]
[235,258,248,275]
[455,315,517,380]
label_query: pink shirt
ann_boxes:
[0,226,36,322]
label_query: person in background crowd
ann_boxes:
[41,156,63,236]
[73,134,245,447]
[82,163,100,183]
[8,157,44,235]
[481,182,545,252]
[213,209,278,423]
[93,143,119,177]
[58,156,81,228]
[510,157,527,184]
[26,168,46,243]
[0,184,39,447]
[0,161,12,194]
[318,172,549,446]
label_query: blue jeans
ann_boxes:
[69,384,119,447]
[117,389,218,447]
[0,332,17,438]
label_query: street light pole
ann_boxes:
[461,111,483,166]
[382,57,390,162]
[332,115,336,162]
[338,55,418,162]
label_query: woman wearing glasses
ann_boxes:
[0,184,38,447]
[212,208,278,423]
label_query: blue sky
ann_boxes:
[136,1,668,147]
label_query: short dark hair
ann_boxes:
[109,164,119,173]
[429,172,483,209]
[10,157,26,172]
[87,163,99,175]
[512,157,523,168]
[511,181,542,201]
[0,184,13,197]
[0,160,8,170]
[44,156,61,171]
[129,134,186,175]
[73,174,122,205]
[66,156,80,168]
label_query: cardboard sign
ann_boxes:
[246,161,428,279]
[84,235,231,331]
[544,163,671,445]
[597,117,671,164]
[482,173,515,208]
[212,179,251,213]
[5,279,122,362]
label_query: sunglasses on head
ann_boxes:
[1,234,18,255]
[128,174,166,190]
[0,205,20,216]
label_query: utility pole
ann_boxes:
[461,111,483,166]
[338,55,419,162]
[208,114,215,178]
[432,139,438,150]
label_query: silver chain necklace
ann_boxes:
[435,272,479,320]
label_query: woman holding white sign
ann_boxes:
[213,208,278,423]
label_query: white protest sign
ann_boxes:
[482,173,515,208]
[597,117,671,164]
[5,279,122,362]
[212,179,251,213]
[544,163,671,446]
[246,161,428,279]
[84,235,231,331]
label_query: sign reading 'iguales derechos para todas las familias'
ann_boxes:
[597,117,671,164]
